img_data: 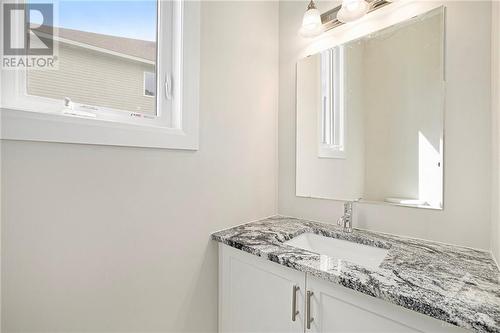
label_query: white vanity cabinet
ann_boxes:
[219,244,305,333]
[306,276,467,333]
[219,244,468,333]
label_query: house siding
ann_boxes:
[27,42,156,115]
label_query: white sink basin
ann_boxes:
[284,233,388,269]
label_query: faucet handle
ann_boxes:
[336,216,344,227]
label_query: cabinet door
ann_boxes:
[306,275,468,333]
[219,244,305,333]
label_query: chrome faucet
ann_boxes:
[337,201,354,233]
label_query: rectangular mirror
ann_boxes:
[296,7,445,209]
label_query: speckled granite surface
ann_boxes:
[211,216,500,333]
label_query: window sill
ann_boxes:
[318,145,346,159]
[0,107,199,150]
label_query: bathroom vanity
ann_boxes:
[212,216,500,333]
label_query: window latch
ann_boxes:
[64,97,74,110]
[62,97,96,118]
[165,74,172,100]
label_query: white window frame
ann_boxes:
[0,0,200,150]
[143,71,156,98]
[318,46,345,159]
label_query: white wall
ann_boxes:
[362,12,444,206]
[1,1,279,331]
[279,0,492,249]
[492,0,500,264]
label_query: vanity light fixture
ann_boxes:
[299,0,391,38]
[337,0,369,23]
[299,0,324,38]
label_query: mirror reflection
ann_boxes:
[296,8,444,209]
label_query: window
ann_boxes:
[144,72,156,97]
[1,0,200,149]
[25,1,160,118]
[318,46,345,159]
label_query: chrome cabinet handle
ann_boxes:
[306,290,314,329]
[292,285,300,321]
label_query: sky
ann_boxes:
[30,1,157,41]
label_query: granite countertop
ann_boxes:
[211,216,500,333]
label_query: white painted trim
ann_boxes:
[318,46,346,159]
[173,0,199,148]
[318,147,346,159]
[0,107,197,149]
[0,0,200,150]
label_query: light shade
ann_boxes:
[299,1,324,38]
[337,0,369,23]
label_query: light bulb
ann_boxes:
[337,0,369,23]
[299,0,324,38]
[346,0,361,11]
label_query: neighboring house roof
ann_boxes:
[36,25,156,63]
